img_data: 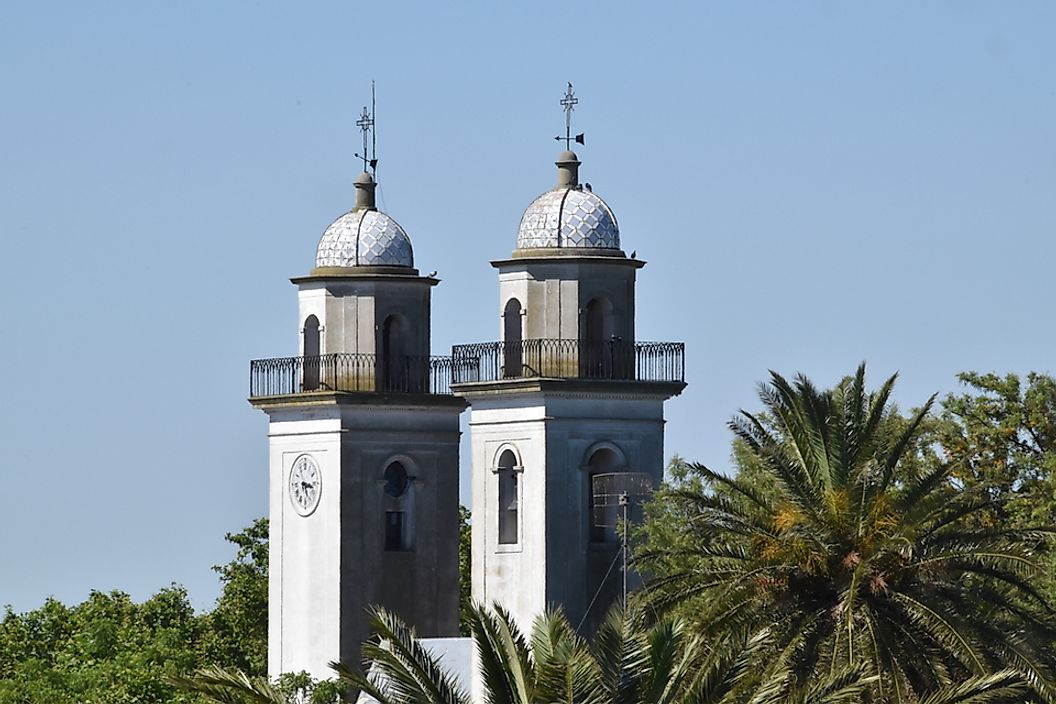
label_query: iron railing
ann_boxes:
[250,353,454,397]
[450,339,685,384]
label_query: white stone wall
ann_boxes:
[470,398,549,634]
[264,401,462,681]
[267,412,344,680]
[468,389,668,636]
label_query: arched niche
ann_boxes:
[302,315,321,391]
[583,443,626,543]
[582,297,616,379]
[381,456,416,552]
[380,314,413,391]
[502,298,523,378]
[494,446,521,545]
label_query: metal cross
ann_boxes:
[356,106,374,172]
[559,82,578,149]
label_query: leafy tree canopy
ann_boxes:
[0,520,273,704]
[939,371,1056,527]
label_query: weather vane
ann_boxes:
[354,81,378,175]
[555,82,585,149]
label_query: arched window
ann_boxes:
[502,299,523,378]
[496,449,519,545]
[302,315,321,391]
[587,447,621,543]
[381,314,411,391]
[582,297,615,379]
[384,462,409,498]
[383,461,413,551]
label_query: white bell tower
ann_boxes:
[452,135,686,636]
[250,169,463,680]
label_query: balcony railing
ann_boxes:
[250,353,454,397]
[450,339,685,385]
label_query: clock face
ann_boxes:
[288,454,322,516]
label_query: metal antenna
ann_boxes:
[555,82,584,149]
[355,105,374,173]
[620,492,630,607]
[575,471,652,632]
[370,81,377,176]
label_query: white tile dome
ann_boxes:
[516,187,620,250]
[315,208,414,268]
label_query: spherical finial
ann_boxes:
[353,171,377,210]
[556,150,580,187]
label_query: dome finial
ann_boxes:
[552,83,585,187]
[554,82,586,152]
[354,171,377,210]
[354,81,379,177]
[556,150,580,187]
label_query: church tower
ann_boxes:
[452,89,686,635]
[249,163,463,680]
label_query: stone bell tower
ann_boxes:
[249,168,463,680]
[452,126,686,636]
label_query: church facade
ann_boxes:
[249,92,686,681]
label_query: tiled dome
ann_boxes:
[314,171,414,268]
[516,186,620,250]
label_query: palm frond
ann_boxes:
[168,666,285,704]
[332,607,469,704]
[916,669,1027,704]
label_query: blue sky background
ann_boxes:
[1,2,1053,613]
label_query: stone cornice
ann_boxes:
[248,391,467,413]
[491,253,645,269]
[450,377,685,402]
[291,268,439,286]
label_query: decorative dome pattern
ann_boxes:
[316,209,414,268]
[516,187,620,250]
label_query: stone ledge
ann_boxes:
[248,390,468,411]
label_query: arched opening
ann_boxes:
[302,315,321,391]
[381,314,412,392]
[496,449,519,545]
[582,297,615,379]
[587,447,622,543]
[384,462,409,498]
[502,298,523,378]
[383,460,413,551]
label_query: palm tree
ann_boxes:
[173,602,1027,704]
[337,603,880,704]
[636,364,1056,702]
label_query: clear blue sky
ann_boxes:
[1,2,1053,613]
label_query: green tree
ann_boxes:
[0,519,272,704]
[0,587,205,703]
[201,518,270,676]
[939,372,1056,527]
[637,364,1056,702]
[338,604,1020,704]
[458,505,472,636]
[182,602,879,704]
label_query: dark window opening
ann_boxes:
[385,511,406,551]
[582,297,617,379]
[497,449,519,544]
[383,460,413,551]
[302,315,321,391]
[384,462,408,498]
[502,299,523,378]
[588,448,621,543]
[381,314,419,392]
